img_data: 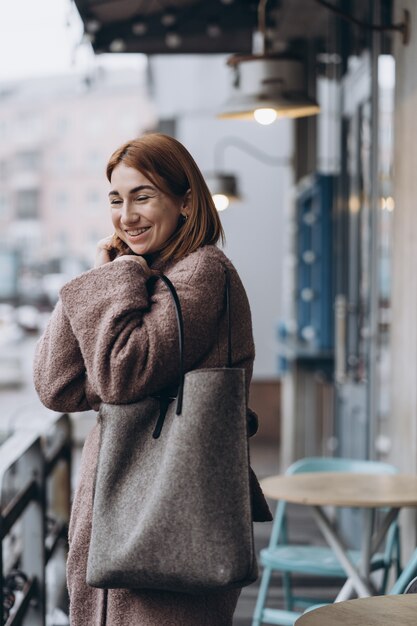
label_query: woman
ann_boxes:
[33,133,271,626]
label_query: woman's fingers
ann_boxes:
[110,233,131,255]
[95,235,158,274]
[95,235,117,267]
[98,235,115,250]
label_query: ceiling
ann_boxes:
[73,0,334,56]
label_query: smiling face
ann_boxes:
[109,163,187,256]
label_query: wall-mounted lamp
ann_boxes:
[205,173,241,211]
[218,54,320,124]
[205,136,292,211]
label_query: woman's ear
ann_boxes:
[181,188,191,216]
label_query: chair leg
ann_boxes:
[379,522,402,594]
[252,566,273,626]
[283,572,294,611]
[379,563,390,595]
[395,527,402,579]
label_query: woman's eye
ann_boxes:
[110,200,122,206]
[136,195,149,202]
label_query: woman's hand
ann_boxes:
[95,235,116,267]
[113,254,158,279]
[95,234,158,279]
[94,233,131,268]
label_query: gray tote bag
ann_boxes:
[86,271,258,593]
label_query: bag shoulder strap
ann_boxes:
[225,269,232,368]
[158,274,185,415]
[156,268,232,417]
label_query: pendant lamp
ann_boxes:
[218,53,320,124]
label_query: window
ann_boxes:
[0,192,8,217]
[57,117,70,134]
[17,112,41,135]
[57,231,68,250]
[56,190,69,211]
[55,153,69,173]
[0,160,8,181]
[16,189,40,219]
[157,119,177,137]
[16,151,41,172]
[0,119,9,140]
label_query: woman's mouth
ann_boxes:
[124,227,151,242]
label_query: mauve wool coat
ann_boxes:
[33,244,271,626]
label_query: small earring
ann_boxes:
[181,213,188,221]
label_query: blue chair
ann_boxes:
[301,546,417,620]
[252,457,402,626]
[389,547,417,594]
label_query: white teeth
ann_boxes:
[126,227,150,236]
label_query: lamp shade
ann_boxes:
[204,172,240,211]
[218,55,320,122]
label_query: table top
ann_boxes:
[261,473,417,508]
[295,594,417,625]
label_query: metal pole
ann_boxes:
[368,0,381,461]
[360,508,375,581]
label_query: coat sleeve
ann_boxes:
[33,300,92,412]
[59,253,226,404]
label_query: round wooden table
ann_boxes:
[261,473,417,508]
[261,473,417,600]
[295,594,417,625]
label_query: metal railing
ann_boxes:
[0,414,71,626]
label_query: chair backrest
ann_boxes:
[269,456,398,548]
[390,548,417,594]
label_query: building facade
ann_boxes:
[0,68,156,302]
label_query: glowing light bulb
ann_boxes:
[212,194,229,212]
[253,108,277,125]
[86,19,101,33]
[109,38,126,52]
[165,31,182,49]
[386,196,395,212]
[132,20,147,36]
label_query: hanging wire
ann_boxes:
[252,0,269,55]
[314,0,409,44]
[258,0,268,40]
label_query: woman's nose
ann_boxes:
[120,201,140,225]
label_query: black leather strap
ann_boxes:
[156,269,232,417]
[225,269,232,368]
[158,274,185,415]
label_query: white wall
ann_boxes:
[150,55,293,378]
[390,0,417,552]
[391,0,417,474]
